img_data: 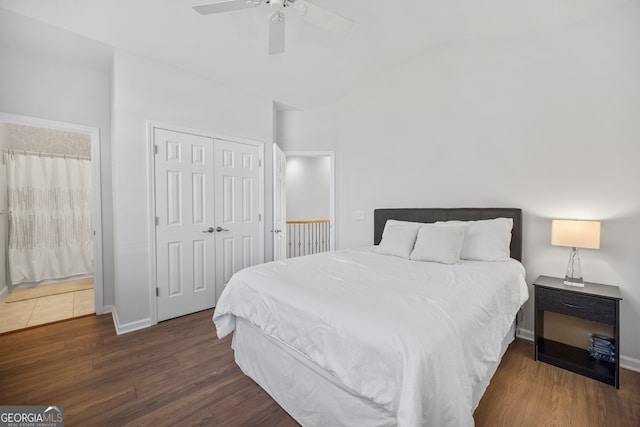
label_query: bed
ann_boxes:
[213,208,528,427]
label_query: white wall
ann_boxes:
[0,9,115,310]
[0,123,7,297]
[286,156,331,220]
[111,50,273,331]
[280,4,640,367]
[277,108,339,153]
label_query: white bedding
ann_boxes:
[213,247,528,427]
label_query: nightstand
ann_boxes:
[533,275,622,388]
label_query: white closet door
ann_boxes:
[213,139,261,303]
[155,128,216,321]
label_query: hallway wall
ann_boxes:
[286,156,331,221]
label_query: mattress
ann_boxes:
[214,247,528,426]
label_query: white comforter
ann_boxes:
[213,247,528,427]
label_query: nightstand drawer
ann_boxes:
[536,287,616,324]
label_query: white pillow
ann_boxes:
[374,221,421,259]
[382,219,424,229]
[410,223,467,264]
[457,218,513,261]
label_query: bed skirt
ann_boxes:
[232,317,516,426]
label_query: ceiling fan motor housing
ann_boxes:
[268,0,286,11]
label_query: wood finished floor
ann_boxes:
[0,309,638,426]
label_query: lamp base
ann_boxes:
[564,276,585,287]
[564,247,585,287]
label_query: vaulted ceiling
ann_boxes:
[0,0,625,109]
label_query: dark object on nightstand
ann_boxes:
[533,275,622,388]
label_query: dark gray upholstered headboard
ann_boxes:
[374,208,523,262]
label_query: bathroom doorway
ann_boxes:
[0,113,103,333]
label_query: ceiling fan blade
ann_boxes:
[269,11,285,55]
[192,0,261,15]
[294,0,353,36]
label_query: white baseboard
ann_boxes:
[516,327,640,373]
[516,327,534,342]
[111,307,152,335]
[100,304,114,315]
[621,355,640,373]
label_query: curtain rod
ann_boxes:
[2,149,91,161]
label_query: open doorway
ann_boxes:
[284,151,335,258]
[0,113,103,333]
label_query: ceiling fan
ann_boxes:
[192,0,354,55]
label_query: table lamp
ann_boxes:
[551,219,601,287]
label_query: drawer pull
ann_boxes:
[562,302,585,310]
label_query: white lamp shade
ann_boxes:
[551,219,601,249]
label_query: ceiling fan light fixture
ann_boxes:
[270,11,284,23]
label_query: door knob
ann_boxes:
[215,226,229,232]
[202,227,214,233]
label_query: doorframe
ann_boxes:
[147,121,265,325]
[284,151,336,251]
[0,112,105,314]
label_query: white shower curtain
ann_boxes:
[6,153,93,285]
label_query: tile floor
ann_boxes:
[0,286,94,334]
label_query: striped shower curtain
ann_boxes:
[6,153,93,285]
